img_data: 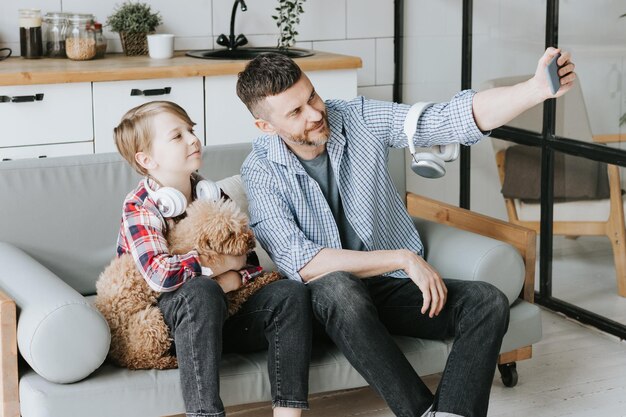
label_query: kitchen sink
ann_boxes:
[186,47,314,60]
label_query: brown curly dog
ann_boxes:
[95,198,280,370]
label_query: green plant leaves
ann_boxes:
[106,1,163,33]
[271,0,306,48]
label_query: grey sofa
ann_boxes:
[0,144,541,417]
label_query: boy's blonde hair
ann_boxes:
[114,101,196,175]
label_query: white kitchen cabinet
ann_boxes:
[0,53,359,160]
[204,75,259,146]
[204,69,358,145]
[0,142,93,161]
[93,77,205,153]
[0,82,93,148]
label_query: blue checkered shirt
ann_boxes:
[241,90,486,281]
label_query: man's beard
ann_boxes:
[284,111,330,147]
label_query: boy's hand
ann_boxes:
[214,270,242,293]
[199,253,247,276]
[225,254,248,271]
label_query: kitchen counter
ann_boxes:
[0,51,362,86]
[1,49,360,158]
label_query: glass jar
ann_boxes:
[92,22,107,58]
[43,12,68,58]
[65,14,96,61]
[19,9,43,59]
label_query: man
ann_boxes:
[237,49,575,417]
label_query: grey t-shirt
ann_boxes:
[297,150,366,251]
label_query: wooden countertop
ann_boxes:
[0,50,362,86]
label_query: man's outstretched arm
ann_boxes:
[472,47,576,132]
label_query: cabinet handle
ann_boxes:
[2,158,12,161]
[130,87,172,97]
[0,93,44,103]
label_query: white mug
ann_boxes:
[147,34,174,59]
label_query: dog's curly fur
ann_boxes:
[95,198,281,370]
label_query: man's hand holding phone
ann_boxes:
[537,47,576,99]
[545,52,562,95]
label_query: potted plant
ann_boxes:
[106,1,162,56]
[272,0,306,49]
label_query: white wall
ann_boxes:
[402,0,626,220]
[5,1,624,219]
[0,0,394,100]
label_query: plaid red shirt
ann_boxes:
[117,176,261,293]
[116,177,203,292]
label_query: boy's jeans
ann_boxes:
[158,277,312,417]
[309,272,510,417]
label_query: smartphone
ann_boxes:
[545,53,561,95]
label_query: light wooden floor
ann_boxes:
[225,308,626,417]
[550,236,626,324]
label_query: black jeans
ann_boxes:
[308,272,510,417]
[158,277,312,417]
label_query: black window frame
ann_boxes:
[394,0,626,339]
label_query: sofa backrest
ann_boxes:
[0,144,406,295]
[0,144,250,295]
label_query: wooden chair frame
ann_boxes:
[406,192,537,366]
[495,150,626,297]
[0,289,18,417]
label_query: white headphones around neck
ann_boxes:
[404,102,460,179]
[144,176,221,218]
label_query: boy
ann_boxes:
[113,100,312,417]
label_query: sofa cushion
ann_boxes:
[500,299,542,353]
[17,298,542,417]
[18,337,448,417]
[0,144,253,296]
[217,174,249,215]
[0,243,110,384]
[216,174,277,272]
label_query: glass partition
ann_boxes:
[398,0,626,336]
[470,0,626,336]
[550,149,626,325]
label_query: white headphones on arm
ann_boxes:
[144,176,222,218]
[404,102,460,179]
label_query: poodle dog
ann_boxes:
[95,198,281,370]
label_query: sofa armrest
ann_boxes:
[413,218,525,305]
[406,193,536,303]
[0,242,110,384]
[0,289,19,417]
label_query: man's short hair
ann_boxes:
[236,52,302,118]
[113,101,195,175]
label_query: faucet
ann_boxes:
[216,0,248,50]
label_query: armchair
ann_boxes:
[483,75,626,297]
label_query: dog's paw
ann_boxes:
[226,272,282,316]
